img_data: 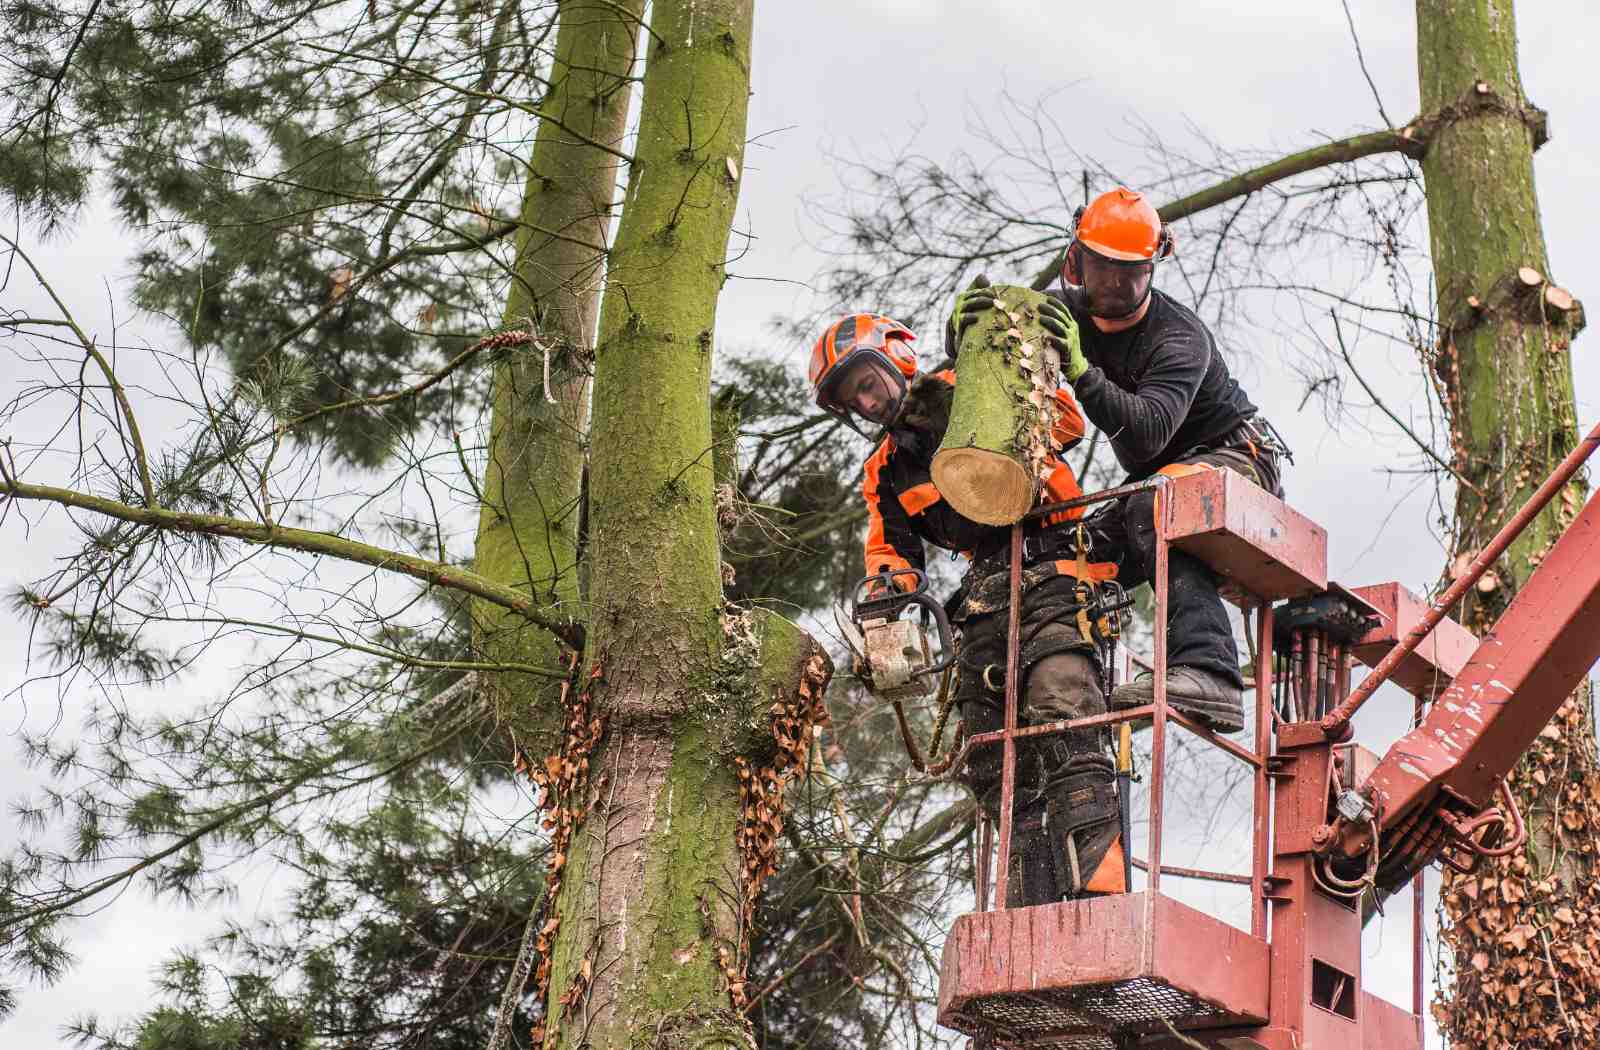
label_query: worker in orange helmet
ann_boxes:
[810,309,1131,907]
[952,187,1292,734]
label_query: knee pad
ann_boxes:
[1006,754,1121,906]
[1022,640,1105,757]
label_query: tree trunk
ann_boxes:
[534,3,831,1047]
[471,0,645,746]
[932,285,1065,524]
[1416,2,1595,1044]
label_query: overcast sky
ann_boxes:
[5,0,1599,1045]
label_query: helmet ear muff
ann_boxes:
[1157,224,1175,261]
[883,336,918,380]
[1063,242,1083,286]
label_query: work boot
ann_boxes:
[1110,666,1246,735]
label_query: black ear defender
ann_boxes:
[1060,205,1087,284]
[1063,241,1082,285]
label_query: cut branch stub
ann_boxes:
[1544,284,1576,313]
[932,285,1063,525]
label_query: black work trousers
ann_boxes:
[952,570,1122,904]
[1092,445,1283,688]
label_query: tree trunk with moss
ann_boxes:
[1416,1,1594,1044]
[534,3,832,1048]
[471,0,645,746]
[932,286,1065,524]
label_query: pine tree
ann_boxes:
[0,2,876,1045]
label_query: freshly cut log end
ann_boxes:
[931,446,1033,525]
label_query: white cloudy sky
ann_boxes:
[4,0,1599,1045]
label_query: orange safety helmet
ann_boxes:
[1063,187,1174,320]
[809,313,918,435]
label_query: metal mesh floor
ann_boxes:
[947,975,1234,1044]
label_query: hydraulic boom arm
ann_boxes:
[1333,478,1600,892]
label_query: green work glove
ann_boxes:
[1039,293,1088,382]
[943,274,995,361]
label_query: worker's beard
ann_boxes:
[1075,246,1154,320]
[1081,271,1151,321]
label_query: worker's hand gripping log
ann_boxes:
[833,569,955,702]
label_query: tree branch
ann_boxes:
[0,477,585,648]
[142,613,568,679]
[1,719,468,932]
[1029,124,1428,290]
[298,41,636,168]
[3,233,158,507]
[278,327,528,436]
[1327,309,1481,495]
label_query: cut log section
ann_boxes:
[932,285,1065,525]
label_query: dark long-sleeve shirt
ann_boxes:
[1065,288,1257,479]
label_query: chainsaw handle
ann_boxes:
[850,569,954,678]
[904,589,955,677]
[852,568,928,617]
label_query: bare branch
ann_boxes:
[3,234,159,508]
[1029,125,1427,290]
[1327,309,1479,494]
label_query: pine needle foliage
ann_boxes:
[2,0,563,465]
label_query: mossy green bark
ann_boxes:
[540,607,826,1050]
[933,285,1063,524]
[585,0,752,669]
[471,0,646,746]
[1417,0,1581,598]
[541,724,745,1048]
[540,2,776,1048]
[717,607,833,759]
[1417,1,1596,1042]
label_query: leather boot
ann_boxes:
[1110,665,1246,734]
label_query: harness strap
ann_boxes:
[1074,523,1095,644]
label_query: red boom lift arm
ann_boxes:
[1325,423,1600,894]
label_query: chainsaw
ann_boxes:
[832,569,955,703]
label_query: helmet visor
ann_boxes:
[1078,244,1154,320]
[818,353,905,426]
